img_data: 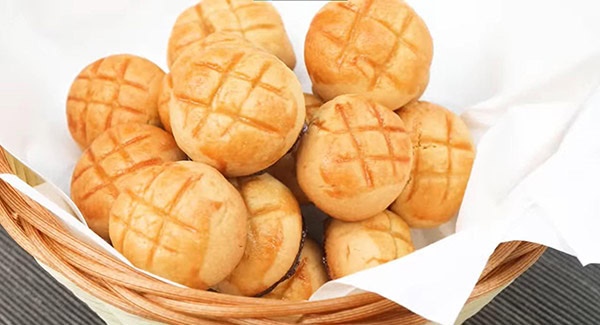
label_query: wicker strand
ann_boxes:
[478,241,520,280]
[300,299,406,324]
[0,196,44,261]
[343,310,425,325]
[227,318,289,325]
[144,293,383,319]
[108,285,226,325]
[471,245,546,298]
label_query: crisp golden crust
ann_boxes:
[170,45,305,177]
[264,239,328,301]
[304,0,433,109]
[158,33,255,135]
[304,93,324,123]
[70,124,185,241]
[297,94,412,221]
[325,210,413,279]
[190,31,256,53]
[167,0,295,69]
[390,101,475,228]
[216,174,303,296]
[109,161,247,289]
[66,54,165,148]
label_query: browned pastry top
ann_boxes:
[297,94,412,221]
[170,45,305,177]
[391,101,475,228]
[70,123,185,241]
[304,0,433,109]
[158,33,255,134]
[167,0,295,69]
[67,54,165,148]
[109,161,248,289]
[325,210,414,279]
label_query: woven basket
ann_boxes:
[0,146,546,324]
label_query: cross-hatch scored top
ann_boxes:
[192,0,279,38]
[316,103,410,188]
[68,58,153,133]
[113,170,215,268]
[333,218,406,262]
[336,213,409,242]
[404,114,474,202]
[325,0,420,89]
[363,212,409,260]
[74,131,158,202]
[174,52,288,139]
[173,0,281,58]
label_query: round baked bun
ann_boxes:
[170,45,305,177]
[167,0,295,69]
[109,161,247,289]
[297,94,412,221]
[158,33,255,134]
[304,0,433,109]
[71,124,185,241]
[216,173,304,296]
[67,54,165,148]
[325,210,413,279]
[391,101,475,228]
[264,239,328,301]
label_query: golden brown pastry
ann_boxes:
[169,45,305,177]
[187,30,256,53]
[264,239,328,301]
[390,101,475,228]
[304,93,324,123]
[67,54,165,148]
[167,0,295,69]
[297,94,412,221]
[157,33,255,134]
[71,123,185,241]
[325,210,414,279]
[109,161,248,289]
[216,173,303,296]
[304,0,433,109]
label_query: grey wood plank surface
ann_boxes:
[0,227,598,325]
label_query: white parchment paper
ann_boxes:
[1,0,599,324]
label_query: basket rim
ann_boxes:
[0,146,546,324]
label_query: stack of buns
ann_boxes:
[66,0,474,300]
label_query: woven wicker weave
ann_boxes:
[0,146,545,324]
